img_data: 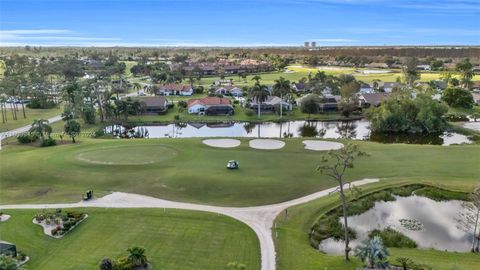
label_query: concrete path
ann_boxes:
[0,115,62,149]
[0,178,379,270]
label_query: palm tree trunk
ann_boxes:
[339,180,350,261]
[280,93,283,118]
[472,207,479,252]
[257,103,261,118]
[21,102,26,118]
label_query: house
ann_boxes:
[359,83,374,94]
[187,97,234,115]
[0,241,17,257]
[215,86,243,97]
[358,93,390,107]
[318,94,340,112]
[156,84,193,96]
[251,96,292,112]
[135,96,169,115]
[473,66,480,74]
[292,82,309,92]
[381,82,400,93]
[472,81,480,91]
[416,64,431,71]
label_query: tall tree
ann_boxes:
[249,82,269,118]
[64,119,81,143]
[456,59,474,89]
[273,76,292,118]
[317,143,368,261]
[402,58,420,87]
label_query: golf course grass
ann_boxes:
[274,180,480,270]
[75,144,178,165]
[0,106,63,132]
[1,138,479,206]
[0,208,260,270]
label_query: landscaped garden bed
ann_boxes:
[33,209,87,238]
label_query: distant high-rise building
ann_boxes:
[311,41,317,48]
[304,41,310,47]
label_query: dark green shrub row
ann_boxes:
[17,132,39,144]
[41,137,56,147]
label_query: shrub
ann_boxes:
[82,106,96,124]
[41,137,57,147]
[174,114,180,120]
[442,87,474,109]
[100,258,113,270]
[17,132,39,144]
[368,227,417,248]
[233,100,239,104]
[94,128,105,138]
[177,100,187,108]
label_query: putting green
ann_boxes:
[75,145,178,165]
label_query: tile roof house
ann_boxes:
[135,96,169,115]
[155,84,193,96]
[359,83,374,94]
[358,93,390,107]
[187,97,233,115]
[251,96,292,111]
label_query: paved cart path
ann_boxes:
[1,178,379,270]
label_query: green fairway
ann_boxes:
[274,181,480,270]
[0,208,260,270]
[0,106,63,132]
[1,138,479,206]
[198,65,480,87]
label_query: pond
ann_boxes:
[318,195,474,254]
[106,120,471,146]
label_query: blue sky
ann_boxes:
[0,0,479,47]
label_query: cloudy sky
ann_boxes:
[0,0,479,47]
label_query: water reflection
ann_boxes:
[105,120,471,145]
[319,196,473,254]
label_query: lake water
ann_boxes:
[318,195,474,254]
[107,120,471,146]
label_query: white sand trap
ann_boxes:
[303,140,344,151]
[0,214,11,222]
[249,139,285,150]
[203,139,241,148]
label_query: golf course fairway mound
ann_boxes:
[75,145,178,165]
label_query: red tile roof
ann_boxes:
[187,97,232,107]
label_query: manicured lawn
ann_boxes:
[274,180,480,270]
[0,208,260,270]
[1,138,479,206]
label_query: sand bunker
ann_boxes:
[202,139,241,148]
[249,139,285,150]
[303,140,344,151]
[0,214,11,222]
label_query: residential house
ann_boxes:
[358,93,390,107]
[365,62,388,69]
[187,97,234,115]
[251,96,292,112]
[135,96,169,115]
[381,82,400,93]
[215,86,243,97]
[292,82,309,92]
[318,94,340,112]
[359,83,374,94]
[156,84,193,96]
[416,64,431,71]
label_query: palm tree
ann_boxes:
[30,119,52,140]
[354,236,389,269]
[250,83,269,118]
[273,76,292,118]
[456,59,474,89]
[127,246,147,267]
[251,74,262,84]
[132,82,142,95]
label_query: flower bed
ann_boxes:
[33,209,87,238]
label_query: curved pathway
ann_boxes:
[0,178,379,270]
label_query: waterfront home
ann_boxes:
[187,97,234,115]
[156,84,193,96]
